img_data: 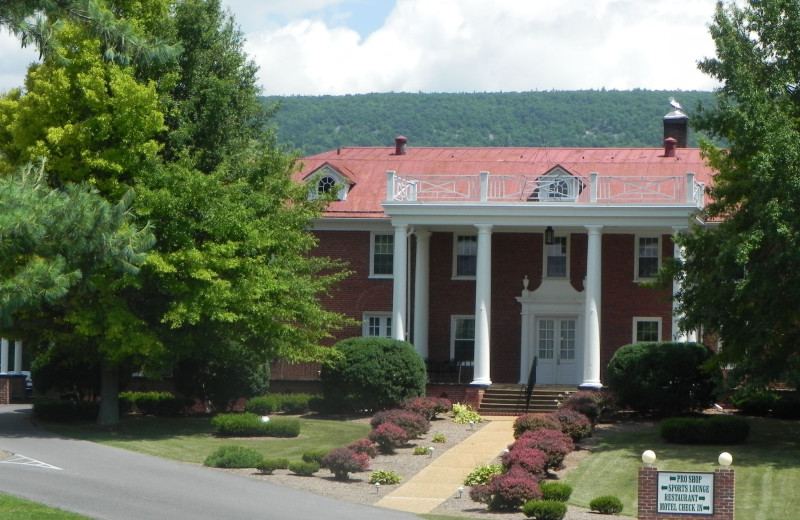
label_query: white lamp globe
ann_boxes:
[718,452,733,467]
[642,450,657,465]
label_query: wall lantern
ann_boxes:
[544,226,555,245]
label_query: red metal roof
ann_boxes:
[294,146,715,219]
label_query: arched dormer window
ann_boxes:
[527,166,583,202]
[304,165,351,201]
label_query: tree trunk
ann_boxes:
[97,362,120,428]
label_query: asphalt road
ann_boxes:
[0,404,421,520]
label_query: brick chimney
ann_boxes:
[663,110,688,148]
[664,137,677,157]
[394,135,408,155]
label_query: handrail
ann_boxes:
[525,356,538,413]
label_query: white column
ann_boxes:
[0,338,8,374]
[518,277,532,384]
[13,340,22,374]
[472,224,493,385]
[581,225,603,389]
[413,229,431,358]
[392,224,408,341]
[672,228,697,342]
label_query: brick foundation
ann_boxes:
[638,466,734,520]
[0,374,27,404]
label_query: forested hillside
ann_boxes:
[264,90,717,156]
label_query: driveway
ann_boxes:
[0,404,421,520]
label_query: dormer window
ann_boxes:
[528,166,582,202]
[304,164,351,201]
[318,175,337,195]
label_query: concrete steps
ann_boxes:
[478,385,574,415]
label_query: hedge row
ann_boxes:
[244,393,316,415]
[660,415,750,444]
[211,413,301,437]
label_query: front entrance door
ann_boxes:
[536,317,577,384]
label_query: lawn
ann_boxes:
[564,416,800,519]
[0,493,94,520]
[43,415,371,464]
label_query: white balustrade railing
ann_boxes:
[386,170,704,207]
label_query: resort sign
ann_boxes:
[657,472,714,515]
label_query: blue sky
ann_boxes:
[0,0,722,95]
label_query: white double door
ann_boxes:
[535,317,578,385]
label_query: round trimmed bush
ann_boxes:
[522,499,568,519]
[255,458,290,474]
[538,481,573,502]
[606,342,719,416]
[302,449,330,464]
[399,396,452,419]
[347,438,379,458]
[320,337,426,412]
[483,471,544,511]
[204,446,264,468]
[590,495,623,514]
[321,448,370,480]
[514,429,574,471]
[288,461,320,476]
[370,409,430,438]
[659,415,750,444]
[513,413,561,439]
[549,408,592,442]
[502,446,548,477]
[368,422,409,453]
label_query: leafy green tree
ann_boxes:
[0,0,177,66]
[672,0,800,388]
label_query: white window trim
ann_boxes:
[543,235,570,279]
[452,234,477,280]
[306,167,349,201]
[634,235,661,282]
[633,317,662,343]
[362,312,392,338]
[369,232,394,279]
[450,315,475,362]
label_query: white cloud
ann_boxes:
[0,0,722,95]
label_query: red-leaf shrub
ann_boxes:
[321,448,370,480]
[347,438,379,458]
[549,408,592,442]
[561,390,615,424]
[483,471,543,511]
[513,413,562,439]
[513,428,574,471]
[501,446,548,477]
[368,422,409,453]
[399,396,452,419]
[370,409,430,438]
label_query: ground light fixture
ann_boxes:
[375,482,381,494]
[718,452,733,467]
[641,450,657,467]
[457,487,465,498]
[428,446,434,458]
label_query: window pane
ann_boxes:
[454,318,475,362]
[373,234,394,275]
[560,320,576,360]
[538,319,555,359]
[638,237,659,278]
[456,236,477,276]
[546,237,567,277]
[636,321,659,342]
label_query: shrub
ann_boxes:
[413,446,430,455]
[32,398,100,422]
[288,461,320,476]
[463,464,504,486]
[244,395,281,415]
[211,413,300,437]
[244,393,316,416]
[513,413,561,438]
[203,446,264,468]
[320,337,426,412]
[732,389,778,416]
[369,470,402,485]
[514,429,574,471]
[399,396,452,419]
[772,396,800,419]
[347,438,379,458]
[431,433,446,443]
[549,409,592,442]
[255,458,290,474]
[659,415,750,444]
[606,342,719,416]
[370,409,430,438]
[481,472,543,511]
[589,495,624,514]
[452,403,483,424]
[561,390,616,424]
[502,446,548,477]
[119,391,186,417]
[538,481,573,502]
[321,448,370,480]
[368,422,409,453]
[522,499,568,520]
[302,449,330,464]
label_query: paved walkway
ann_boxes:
[375,416,516,514]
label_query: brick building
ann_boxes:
[283,108,714,390]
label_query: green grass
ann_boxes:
[0,493,95,520]
[564,416,800,519]
[43,415,370,464]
